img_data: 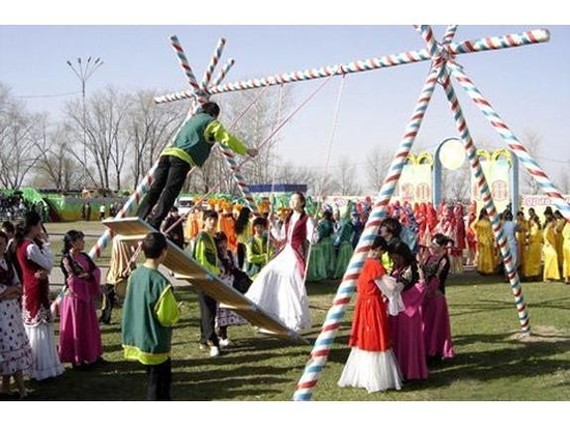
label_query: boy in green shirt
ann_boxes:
[189,209,222,357]
[121,232,180,400]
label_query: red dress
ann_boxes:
[338,256,403,392]
[349,258,391,351]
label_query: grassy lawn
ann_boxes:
[26,221,570,401]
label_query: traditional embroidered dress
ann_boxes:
[562,222,570,282]
[307,217,334,281]
[473,218,496,275]
[16,239,64,380]
[245,211,313,331]
[338,257,403,393]
[420,253,455,360]
[59,251,102,365]
[0,258,32,377]
[388,264,428,381]
[543,221,560,281]
[332,217,354,279]
[524,222,543,279]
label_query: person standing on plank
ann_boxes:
[137,102,258,230]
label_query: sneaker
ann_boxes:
[199,343,207,351]
[219,338,232,348]
[209,346,220,357]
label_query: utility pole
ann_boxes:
[66,56,103,190]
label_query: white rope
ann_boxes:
[302,73,347,282]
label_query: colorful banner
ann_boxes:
[398,163,432,204]
[472,159,510,213]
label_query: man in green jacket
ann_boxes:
[137,101,258,230]
[121,232,180,400]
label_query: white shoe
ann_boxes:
[209,346,220,357]
[219,338,232,348]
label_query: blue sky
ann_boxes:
[1,4,569,194]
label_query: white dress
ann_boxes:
[245,212,314,332]
[20,241,64,380]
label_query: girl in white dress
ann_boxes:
[245,192,315,332]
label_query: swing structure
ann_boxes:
[86,25,570,400]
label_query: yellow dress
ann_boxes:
[555,218,565,268]
[523,223,542,279]
[473,218,496,274]
[543,222,560,281]
[562,221,570,281]
[516,218,529,275]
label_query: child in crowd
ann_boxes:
[59,230,103,369]
[213,231,249,347]
[190,210,222,357]
[244,216,271,279]
[122,232,180,400]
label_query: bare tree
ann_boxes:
[331,157,361,196]
[218,85,292,189]
[127,90,182,187]
[64,86,132,191]
[442,167,470,201]
[365,146,393,193]
[33,123,82,191]
[0,87,44,189]
[518,130,542,195]
[557,161,570,194]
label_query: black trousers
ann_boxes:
[137,155,192,230]
[197,290,219,347]
[99,284,115,324]
[146,358,172,401]
[237,242,246,270]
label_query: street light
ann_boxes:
[66,56,103,190]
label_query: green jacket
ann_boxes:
[245,235,270,278]
[191,231,220,275]
[162,113,248,167]
[121,266,180,365]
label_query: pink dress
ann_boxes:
[421,254,455,360]
[59,252,102,365]
[388,265,428,381]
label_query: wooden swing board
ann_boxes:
[102,217,308,344]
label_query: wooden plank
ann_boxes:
[102,217,309,344]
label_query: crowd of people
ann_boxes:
[1,191,569,400]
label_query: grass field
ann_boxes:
[22,221,570,401]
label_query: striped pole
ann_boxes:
[208,30,548,95]
[200,37,226,91]
[448,29,550,55]
[153,29,549,105]
[447,60,570,221]
[88,162,158,259]
[415,25,439,56]
[439,67,530,332]
[414,24,530,331]
[442,25,459,46]
[293,62,445,401]
[153,58,235,105]
[210,58,235,87]
[215,146,259,214]
[170,35,207,102]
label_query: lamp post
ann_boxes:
[66,56,103,190]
